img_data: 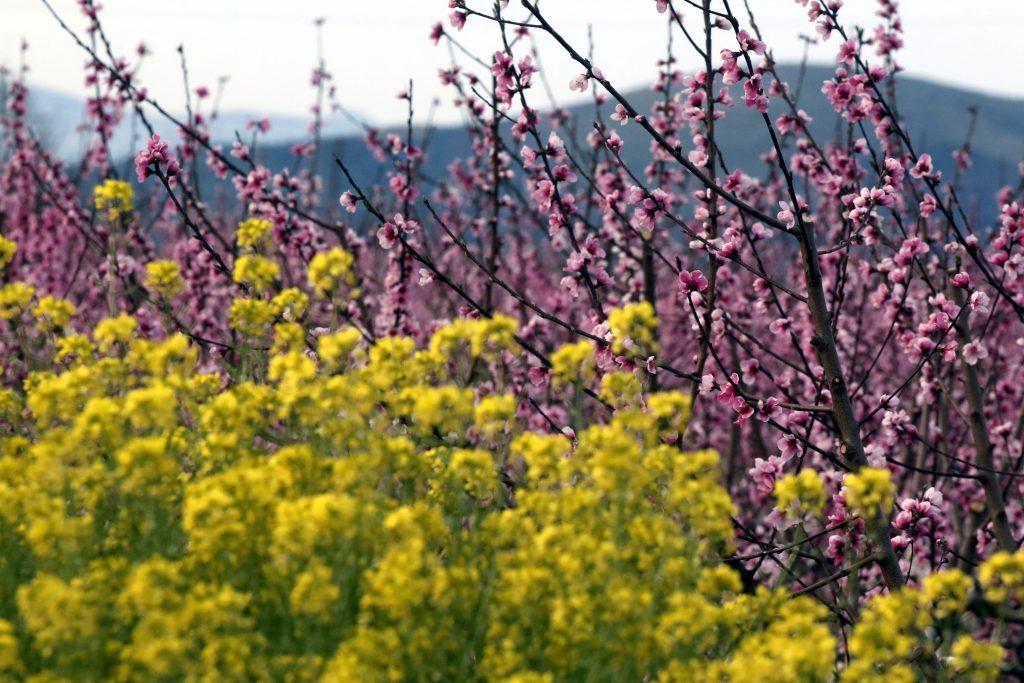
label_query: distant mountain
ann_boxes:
[17,66,1024,224]
[255,65,1024,225]
[18,84,360,161]
[600,64,1024,221]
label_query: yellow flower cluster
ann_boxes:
[599,370,642,409]
[647,391,692,436]
[308,247,355,298]
[407,385,475,437]
[774,469,826,519]
[474,393,516,438]
[978,550,1024,602]
[0,313,838,681]
[32,296,76,332]
[429,314,519,360]
[949,636,1006,682]
[272,287,310,321]
[843,466,895,517]
[844,568,1005,681]
[229,288,311,338]
[93,313,138,352]
[145,259,185,299]
[549,339,596,386]
[608,301,659,358]
[0,235,16,269]
[237,217,273,250]
[229,297,276,336]
[93,179,134,221]
[233,254,281,293]
[0,282,35,320]
[55,334,96,365]
[317,327,362,371]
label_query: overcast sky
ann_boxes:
[4,0,1024,127]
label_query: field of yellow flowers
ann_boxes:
[0,194,1017,680]
[0,220,828,680]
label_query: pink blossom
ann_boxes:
[528,366,550,387]
[962,340,988,366]
[970,291,991,315]
[949,272,970,288]
[134,134,180,183]
[742,75,769,113]
[449,11,467,31]
[339,191,358,213]
[777,434,799,460]
[736,30,766,56]
[756,397,780,422]
[919,194,937,218]
[953,148,972,172]
[678,269,708,293]
[611,104,629,126]
[377,213,419,250]
[247,117,271,133]
[909,153,934,179]
[430,22,444,45]
[740,358,759,384]
[836,39,857,65]
[569,73,590,92]
[768,318,791,335]
[749,454,786,494]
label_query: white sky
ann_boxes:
[4,0,1024,127]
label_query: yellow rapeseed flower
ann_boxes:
[607,301,659,358]
[774,469,826,519]
[474,393,516,438]
[318,327,362,372]
[843,467,895,517]
[308,247,355,298]
[237,217,273,250]
[93,179,134,221]
[93,314,138,352]
[233,254,280,293]
[145,260,185,299]
[0,282,35,319]
[0,236,16,270]
[978,551,1024,603]
[949,636,1005,682]
[33,296,76,332]
[229,298,276,337]
[1,314,849,682]
[549,340,596,387]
